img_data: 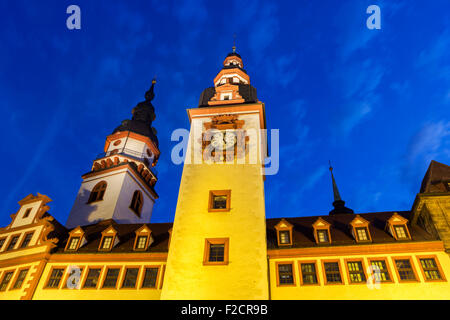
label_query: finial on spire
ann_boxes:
[232,34,236,53]
[328,161,354,215]
[145,77,157,101]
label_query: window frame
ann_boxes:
[98,226,118,252]
[416,255,447,282]
[44,266,67,289]
[298,260,320,286]
[387,213,411,241]
[0,269,15,292]
[367,257,394,283]
[101,266,123,289]
[6,234,21,251]
[321,259,344,285]
[11,267,29,290]
[316,229,331,244]
[62,266,85,289]
[19,231,35,249]
[82,266,103,289]
[133,225,152,251]
[121,266,141,289]
[0,237,7,251]
[139,265,161,289]
[393,225,409,240]
[344,259,368,285]
[208,190,231,212]
[87,181,107,204]
[392,256,419,283]
[129,190,144,217]
[203,238,229,265]
[312,217,332,244]
[275,261,296,287]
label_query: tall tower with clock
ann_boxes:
[66,80,160,228]
[161,48,269,299]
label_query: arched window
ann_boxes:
[88,181,107,203]
[130,190,143,217]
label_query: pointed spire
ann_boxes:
[145,77,157,101]
[328,161,354,215]
[329,161,342,202]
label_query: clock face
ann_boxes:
[209,131,237,150]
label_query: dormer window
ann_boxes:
[136,236,148,250]
[312,217,331,244]
[130,190,143,217]
[133,225,152,251]
[98,226,118,251]
[274,219,293,246]
[88,181,107,203]
[350,215,372,243]
[387,213,411,241]
[65,226,85,252]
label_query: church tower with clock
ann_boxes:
[161,48,269,299]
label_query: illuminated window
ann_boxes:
[394,225,408,240]
[419,258,443,281]
[83,268,101,288]
[6,235,20,251]
[20,232,34,248]
[102,268,120,288]
[142,268,159,288]
[136,236,148,250]
[101,236,113,250]
[122,268,139,288]
[277,263,294,285]
[394,259,417,281]
[0,272,14,291]
[46,268,64,288]
[356,227,369,241]
[317,230,329,243]
[204,238,229,265]
[67,237,80,251]
[23,208,32,218]
[88,181,107,203]
[369,260,391,282]
[300,263,318,285]
[324,262,342,284]
[347,261,366,283]
[130,190,143,217]
[208,190,231,212]
[12,269,29,289]
[279,231,291,245]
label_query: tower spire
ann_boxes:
[328,161,354,215]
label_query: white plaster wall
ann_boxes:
[113,171,155,224]
[11,201,43,228]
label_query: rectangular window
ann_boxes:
[369,260,391,282]
[347,261,366,283]
[6,235,20,251]
[278,263,294,285]
[420,258,443,281]
[20,232,34,248]
[136,236,148,250]
[102,268,120,288]
[356,227,369,241]
[46,268,65,288]
[122,268,139,288]
[12,269,29,289]
[208,190,231,212]
[204,238,229,265]
[141,268,159,288]
[395,259,417,281]
[317,230,329,243]
[279,231,291,245]
[83,268,101,288]
[68,237,80,250]
[300,263,318,285]
[101,236,113,250]
[23,208,32,218]
[63,267,84,289]
[0,238,6,250]
[394,225,408,239]
[0,271,14,291]
[324,262,342,284]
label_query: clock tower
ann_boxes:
[161,48,269,299]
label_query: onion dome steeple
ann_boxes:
[328,162,354,215]
[113,79,159,147]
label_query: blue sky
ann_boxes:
[0,0,449,227]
